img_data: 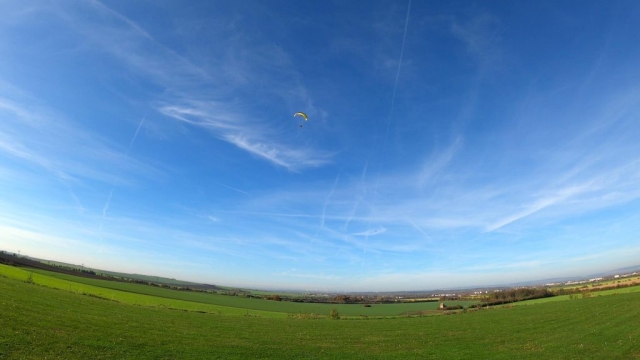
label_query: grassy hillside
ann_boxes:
[1,272,638,359]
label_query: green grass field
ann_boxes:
[6,266,475,317]
[1,269,638,359]
[0,265,282,317]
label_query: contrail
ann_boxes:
[320,173,340,229]
[312,172,341,242]
[56,178,86,212]
[215,210,321,218]
[101,115,146,220]
[365,0,412,239]
[406,218,434,242]
[383,0,412,150]
[215,209,388,222]
[128,116,146,151]
[102,188,114,216]
[214,182,250,195]
[344,161,369,230]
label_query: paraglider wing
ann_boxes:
[293,112,308,121]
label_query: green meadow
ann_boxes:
[2,266,639,359]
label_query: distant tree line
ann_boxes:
[469,287,553,307]
[257,294,446,305]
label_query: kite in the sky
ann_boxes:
[294,112,308,127]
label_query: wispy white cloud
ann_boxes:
[450,12,502,69]
[418,136,463,186]
[158,101,332,170]
[225,134,332,171]
[158,103,241,131]
[50,1,332,171]
[89,0,154,41]
[486,182,598,232]
[214,98,640,249]
[2,1,640,291]
[0,92,162,186]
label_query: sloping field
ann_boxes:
[1,273,638,359]
[9,266,475,317]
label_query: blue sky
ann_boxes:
[1,1,640,291]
